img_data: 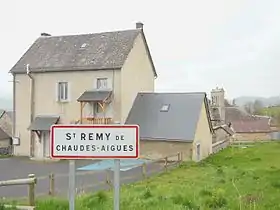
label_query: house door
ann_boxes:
[43,132,50,158]
[196,143,201,161]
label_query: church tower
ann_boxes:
[211,87,225,123]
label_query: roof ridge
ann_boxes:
[138,92,207,95]
[38,29,141,39]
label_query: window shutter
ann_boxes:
[55,82,59,102]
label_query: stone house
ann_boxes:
[9,22,157,159]
[230,119,271,141]
[209,87,271,141]
[125,92,214,162]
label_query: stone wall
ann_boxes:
[140,140,193,161]
[233,132,271,141]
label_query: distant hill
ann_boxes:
[234,96,280,107]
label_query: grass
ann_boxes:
[258,106,280,117]
[2,142,280,209]
[0,155,11,159]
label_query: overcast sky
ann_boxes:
[0,0,279,99]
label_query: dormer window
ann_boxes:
[160,104,170,112]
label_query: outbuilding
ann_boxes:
[125,92,214,161]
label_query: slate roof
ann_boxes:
[9,25,157,77]
[0,127,11,140]
[224,106,272,133]
[77,90,112,102]
[231,119,271,133]
[29,115,60,131]
[225,107,254,123]
[125,92,213,142]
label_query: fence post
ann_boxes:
[177,152,181,165]
[49,173,55,196]
[28,174,36,206]
[180,152,183,162]
[141,163,147,179]
[164,157,168,171]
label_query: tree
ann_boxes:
[244,102,254,114]
[253,100,264,114]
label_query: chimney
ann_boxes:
[40,32,51,37]
[136,22,144,29]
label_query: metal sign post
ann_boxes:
[114,159,121,210]
[69,160,76,210]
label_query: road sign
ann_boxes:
[50,124,139,159]
[50,124,139,210]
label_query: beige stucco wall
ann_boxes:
[193,100,213,161]
[120,33,155,123]
[233,132,271,141]
[140,140,193,161]
[14,70,122,156]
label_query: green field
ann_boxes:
[258,106,280,117]
[3,142,280,210]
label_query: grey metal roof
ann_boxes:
[10,29,142,73]
[29,115,60,131]
[0,127,11,140]
[77,90,112,102]
[125,92,211,142]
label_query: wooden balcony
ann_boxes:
[81,117,113,124]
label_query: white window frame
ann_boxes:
[57,82,69,102]
[160,104,170,112]
[96,78,108,90]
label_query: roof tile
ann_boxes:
[10,29,141,73]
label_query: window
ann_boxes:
[57,82,69,102]
[96,78,108,89]
[160,104,170,112]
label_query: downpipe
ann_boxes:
[26,64,35,157]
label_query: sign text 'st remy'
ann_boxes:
[55,131,135,153]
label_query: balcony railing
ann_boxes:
[81,117,113,124]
